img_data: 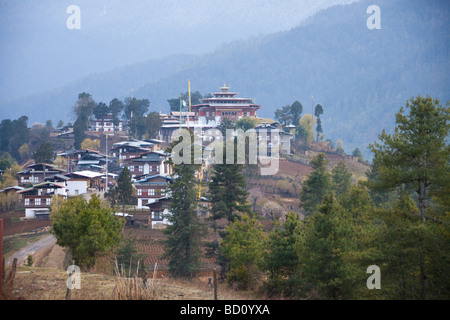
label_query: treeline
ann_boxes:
[163,95,449,300]
[71,92,163,149]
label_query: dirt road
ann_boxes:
[5,234,57,267]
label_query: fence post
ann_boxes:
[0,219,3,300]
[213,268,218,300]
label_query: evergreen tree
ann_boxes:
[290,101,303,126]
[221,213,265,290]
[299,153,331,215]
[51,195,124,270]
[163,133,205,279]
[33,141,54,164]
[208,161,251,223]
[274,105,293,126]
[298,194,358,299]
[369,95,449,221]
[116,167,134,213]
[314,104,323,140]
[331,160,352,197]
[263,212,301,297]
[368,95,450,299]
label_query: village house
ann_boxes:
[89,114,123,133]
[254,122,293,155]
[110,139,154,161]
[143,196,171,229]
[124,150,171,179]
[17,163,66,187]
[133,174,172,209]
[64,170,105,196]
[17,181,67,219]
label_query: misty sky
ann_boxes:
[0,0,359,102]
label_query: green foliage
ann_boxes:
[221,213,265,290]
[26,255,34,267]
[274,101,303,127]
[33,141,54,164]
[167,91,203,112]
[0,116,30,161]
[291,101,303,126]
[298,194,359,299]
[352,147,364,161]
[73,114,87,150]
[163,133,205,279]
[116,167,134,213]
[369,95,450,221]
[124,97,150,139]
[274,105,293,126]
[93,102,109,119]
[208,158,251,222]
[235,117,256,131]
[331,160,352,197]
[145,111,163,139]
[263,212,301,297]
[299,153,330,215]
[115,236,148,278]
[51,195,125,270]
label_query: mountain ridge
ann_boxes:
[1,0,449,159]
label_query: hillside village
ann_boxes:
[0,84,369,275]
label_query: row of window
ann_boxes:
[129,165,160,172]
[24,198,51,206]
[137,188,165,196]
[21,177,40,183]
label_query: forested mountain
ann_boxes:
[1,0,448,158]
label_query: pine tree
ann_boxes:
[220,213,265,290]
[368,95,450,299]
[163,161,205,278]
[299,153,331,215]
[116,166,134,214]
[299,194,358,299]
[263,212,301,297]
[163,133,205,279]
[331,160,352,197]
[369,95,449,221]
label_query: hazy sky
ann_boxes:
[0,0,359,101]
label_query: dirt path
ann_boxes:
[5,234,56,267]
[41,244,66,269]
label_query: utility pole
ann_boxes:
[312,95,314,139]
[105,134,108,192]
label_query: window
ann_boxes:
[139,165,143,172]
[149,189,155,196]
[35,198,41,206]
[25,198,30,206]
[46,198,51,206]
[137,189,142,196]
[152,212,161,219]
[129,165,134,171]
